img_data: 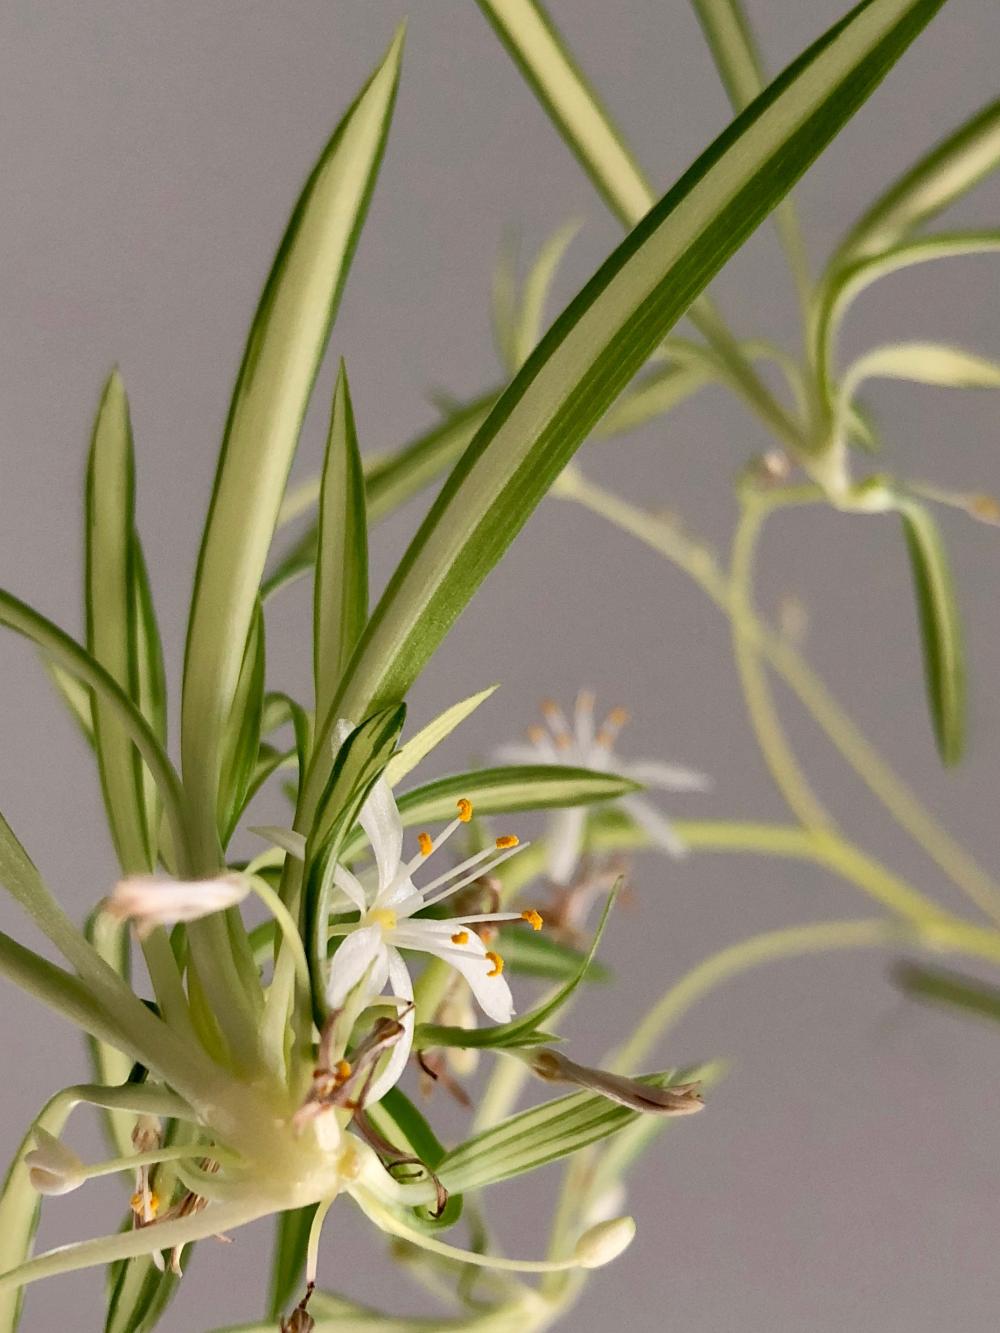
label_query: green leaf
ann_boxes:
[303,707,406,1024]
[104,1251,180,1333]
[842,341,1000,404]
[438,1065,705,1193]
[363,1086,463,1228]
[266,1205,317,1322]
[893,961,1000,1025]
[833,96,1000,265]
[43,659,95,744]
[85,370,154,873]
[897,498,966,765]
[0,589,186,856]
[180,30,404,870]
[84,910,135,1158]
[383,686,499,788]
[415,885,617,1051]
[217,599,266,847]
[130,537,167,859]
[496,925,611,983]
[314,363,369,723]
[318,0,951,781]
[340,765,638,862]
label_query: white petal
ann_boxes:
[396,921,513,1024]
[106,875,248,935]
[364,949,415,1103]
[494,741,555,765]
[332,863,370,914]
[626,760,712,792]
[574,690,596,749]
[358,778,403,896]
[619,795,688,858]
[326,926,388,1010]
[545,806,587,885]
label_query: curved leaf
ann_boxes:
[383,686,499,788]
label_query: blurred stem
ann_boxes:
[557,468,1000,921]
[730,490,831,834]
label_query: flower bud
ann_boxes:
[573,1216,637,1268]
[24,1128,86,1196]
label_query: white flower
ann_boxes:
[25,1128,86,1196]
[104,874,249,938]
[325,776,537,1104]
[496,691,710,885]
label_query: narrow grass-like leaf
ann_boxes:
[319,0,950,776]
[44,660,95,743]
[0,590,186,858]
[131,538,167,859]
[104,1251,180,1333]
[897,498,965,765]
[364,1087,463,1230]
[509,218,581,369]
[842,341,1000,404]
[415,886,617,1051]
[833,96,1000,264]
[438,1065,704,1193]
[498,926,611,983]
[84,910,134,1158]
[383,686,499,788]
[267,1206,317,1323]
[314,363,368,723]
[217,600,266,847]
[180,31,403,870]
[85,370,153,873]
[894,961,1000,1025]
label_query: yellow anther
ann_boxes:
[607,706,630,727]
[485,950,504,978]
[369,907,397,930]
[528,724,547,745]
[334,1059,352,1084]
[521,909,544,931]
[130,1189,160,1219]
[451,930,469,945]
[555,733,572,750]
[495,835,519,850]
[418,831,433,856]
[457,798,473,823]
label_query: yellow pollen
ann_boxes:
[521,909,544,931]
[485,950,504,977]
[130,1189,160,1218]
[451,930,469,945]
[334,1059,352,1083]
[457,798,473,823]
[417,831,433,856]
[528,725,547,745]
[369,907,397,930]
[555,733,572,749]
[607,706,630,727]
[495,835,519,849]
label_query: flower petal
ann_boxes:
[364,948,415,1103]
[493,741,556,765]
[332,863,370,915]
[619,794,688,858]
[105,874,248,936]
[545,805,587,885]
[326,926,388,1010]
[359,777,403,898]
[396,921,514,1024]
[627,760,712,792]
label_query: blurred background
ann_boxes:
[1,1,999,1328]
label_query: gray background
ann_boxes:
[1,2,999,1329]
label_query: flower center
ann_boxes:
[368,907,397,931]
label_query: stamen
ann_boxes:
[527,724,547,745]
[130,1188,160,1219]
[495,835,519,849]
[334,1060,352,1084]
[485,951,504,977]
[451,930,469,945]
[457,798,473,823]
[418,840,528,910]
[417,832,433,857]
[597,705,630,748]
[521,909,544,931]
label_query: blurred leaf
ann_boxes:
[384,686,499,789]
[833,96,1000,264]
[180,31,404,865]
[85,370,154,873]
[842,341,1000,405]
[509,218,582,369]
[497,924,611,983]
[217,600,266,846]
[894,961,1000,1024]
[438,1065,707,1193]
[84,910,134,1158]
[105,1250,180,1333]
[321,0,952,770]
[315,363,369,725]
[897,498,966,765]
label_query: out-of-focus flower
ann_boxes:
[103,874,248,938]
[24,1129,86,1196]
